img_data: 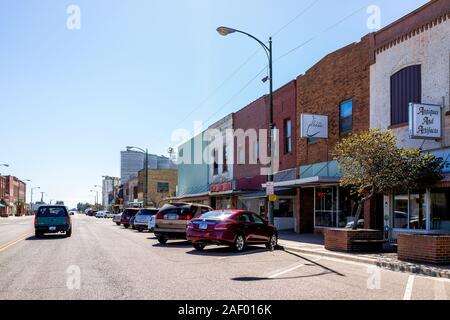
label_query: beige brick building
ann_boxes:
[138,169,177,208]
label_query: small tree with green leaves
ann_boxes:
[333,129,443,230]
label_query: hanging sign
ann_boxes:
[409,103,442,140]
[301,114,328,139]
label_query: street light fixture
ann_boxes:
[90,189,99,209]
[126,146,149,208]
[216,26,275,225]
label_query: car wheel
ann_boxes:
[124,225,129,229]
[66,229,72,238]
[137,228,143,232]
[193,243,206,251]
[157,236,168,244]
[234,234,245,252]
[116,222,120,226]
[266,234,278,251]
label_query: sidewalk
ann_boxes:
[278,231,450,279]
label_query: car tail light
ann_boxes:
[66,216,70,225]
[34,217,38,225]
[214,222,230,231]
[178,214,192,221]
[155,212,164,219]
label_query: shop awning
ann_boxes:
[238,188,296,199]
[262,176,340,189]
[168,192,210,201]
[0,204,5,208]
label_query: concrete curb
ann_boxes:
[279,243,450,280]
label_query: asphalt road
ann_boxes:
[0,214,449,300]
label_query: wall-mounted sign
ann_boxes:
[409,103,442,140]
[301,114,328,139]
[266,182,274,196]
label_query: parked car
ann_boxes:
[186,210,278,252]
[104,211,114,218]
[154,203,213,244]
[148,214,156,232]
[120,208,140,228]
[113,213,122,225]
[69,210,76,215]
[86,209,98,217]
[133,208,159,232]
[34,205,72,238]
[96,211,106,218]
[130,215,137,229]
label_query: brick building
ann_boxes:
[0,176,27,217]
[269,34,376,234]
[370,0,450,239]
[138,168,178,208]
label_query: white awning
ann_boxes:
[262,176,340,188]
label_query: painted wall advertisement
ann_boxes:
[409,103,442,140]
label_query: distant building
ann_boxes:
[102,176,120,209]
[0,176,27,217]
[120,150,176,185]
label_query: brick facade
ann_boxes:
[296,35,372,166]
[398,234,450,264]
[138,169,177,207]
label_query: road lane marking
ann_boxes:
[268,263,306,279]
[403,275,415,300]
[0,232,34,253]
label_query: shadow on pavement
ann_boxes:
[186,245,270,257]
[232,271,332,282]
[26,235,68,241]
[152,240,192,248]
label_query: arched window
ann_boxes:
[390,65,421,126]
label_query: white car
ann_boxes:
[113,213,122,225]
[148,214,156,232]
[104,211,114,218]
[96,211,107,218]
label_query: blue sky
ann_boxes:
[0,0,428,207]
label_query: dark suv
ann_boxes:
[34,205,72,238]
[120,208,140,228]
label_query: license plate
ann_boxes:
[49,226,56,231]
[199,223,208,230]
[166,214,178,220]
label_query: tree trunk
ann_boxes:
[352,200,364,230]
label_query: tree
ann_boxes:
[333,129,443,230]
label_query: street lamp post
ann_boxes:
[30,186,40,214]
[90,189,99,209]
[127,146,149,208]
[217,26,275,225]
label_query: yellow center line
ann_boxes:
[0,232,34,253]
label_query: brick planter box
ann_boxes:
[398,234,450,265]
[324,229,383,253]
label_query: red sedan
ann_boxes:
[186,210,278,252]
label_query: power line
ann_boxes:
[271,0,322,37]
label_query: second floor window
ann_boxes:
[213,149,218,175]
[390,64,422,126]
[223,144,228,173]
[157,182,169,193]
[284,119,292,154]
[340,100,353,134]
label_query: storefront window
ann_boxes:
[274,199,294,218]
[409,191,427,230]
[393,193,408,229]
[393,191,426,230]
[315,187,336,228]
[431,189,450,231]
[338,189,359,228]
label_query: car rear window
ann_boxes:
[37,207,68,217]
[123,209,139,216]
[160,207,190,216]
[200,211,233,219]
[139,209,158,215]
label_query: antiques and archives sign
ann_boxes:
[409,103,442,140]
